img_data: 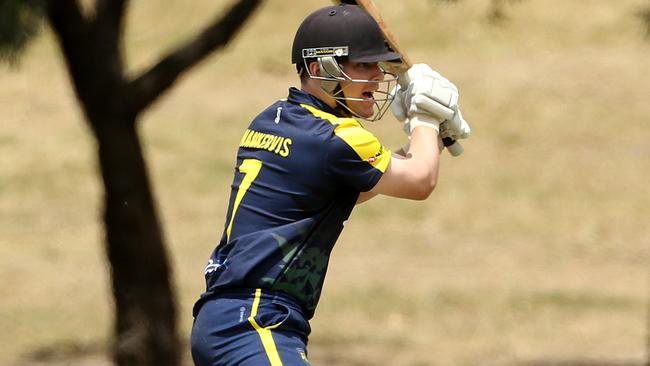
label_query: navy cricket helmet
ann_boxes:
[291,4,401,68]
[290,4,401,121]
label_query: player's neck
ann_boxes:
[301,80,337,110]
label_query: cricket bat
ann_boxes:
[333,0,463,156]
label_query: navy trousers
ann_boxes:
[191,289,312,366]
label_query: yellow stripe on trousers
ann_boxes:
[248,288,284,366]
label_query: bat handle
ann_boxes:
[442,137,463,156]
[398,72,463,156]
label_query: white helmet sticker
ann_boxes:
[302,46,349,58]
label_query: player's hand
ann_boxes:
[405,64,472,140]
[390,85,443,135]
[390,64,456,122]
[404,64,458,123]
[391,63,471,151]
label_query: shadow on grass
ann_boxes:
[20,341,196,366]
[22,340,104,364]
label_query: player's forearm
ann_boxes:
[367,126,441,200]
[405,126,440,194]
[356,145,410,205]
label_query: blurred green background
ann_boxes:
[1,0,648,365]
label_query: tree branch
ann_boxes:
[46,0,87,42]
[47,0,128,129]
[128,0,263,115]
[95,0,128,34]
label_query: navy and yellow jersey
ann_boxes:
[196,87,391,318]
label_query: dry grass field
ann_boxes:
[1,0,649,365]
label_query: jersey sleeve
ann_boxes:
[325,118,392,192]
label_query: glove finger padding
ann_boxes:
[409,94,455,122]
[407,66,459,109]
[410,79,456,107]
[403,66,460,125]
[400,63,471,147]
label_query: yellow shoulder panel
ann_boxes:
[301,104,391,173]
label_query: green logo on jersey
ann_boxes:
[260,233,329,310]
[272,246,328,307]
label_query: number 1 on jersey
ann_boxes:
[226,159,262,241]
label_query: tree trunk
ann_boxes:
[96,119,179,366]
[46,2,179,364]
[46,0,263,364]
[64,53,180,366]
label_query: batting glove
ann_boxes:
[440,109,471,140]
[405,64,472,139]
[390,84,443,135]
[391,64,472,145]
[405,65,457,121]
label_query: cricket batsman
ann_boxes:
[190,4,471,365]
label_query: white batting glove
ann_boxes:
[392,86,443,154]
[391,64,447,121]
[405,64,471,140]
[402,120,444,153]
[389,84,413,138]
[440,109,471,140]
[390,84,442,135]
[404,65,457,121]
[391,64,472,148]
[407,113,442,134]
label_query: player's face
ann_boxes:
[340,62,384,118]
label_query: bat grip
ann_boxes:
[442,137,463,156]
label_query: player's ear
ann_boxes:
[307,60,320,77]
